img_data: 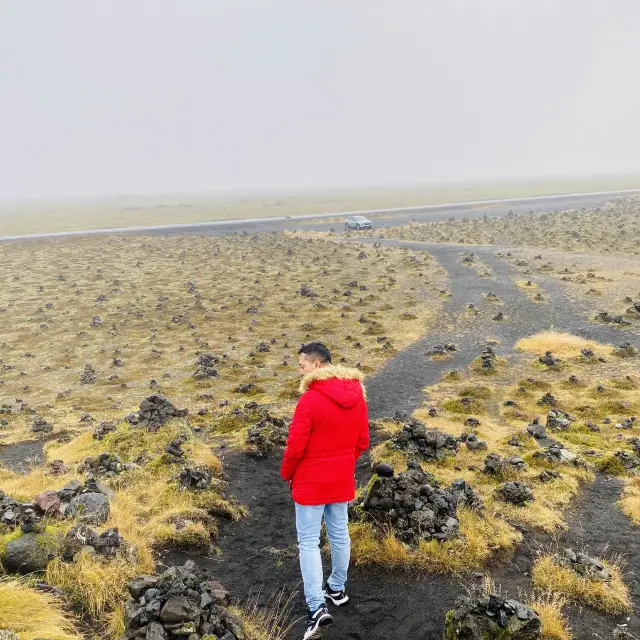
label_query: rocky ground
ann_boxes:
[171,240,640,640]
[371,196,640,256]
[1,216,640,639]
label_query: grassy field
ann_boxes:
[0,232,444,445]
[0,231,447,637]
[1,176,640,236]
[1,211,639,638]
[353,331,640,572]
[374,195,640,256]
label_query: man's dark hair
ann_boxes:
[298,341,332,364]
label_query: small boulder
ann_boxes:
[444,594,542,639]
[159,595,202,623]
[66,492,110,524]
[3,532,60,573]
[374,462,394,478]
[495,481,534,506]
[34,490,61,515]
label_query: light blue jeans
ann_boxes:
[295,501,351,611]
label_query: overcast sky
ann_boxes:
[0,1,639,200]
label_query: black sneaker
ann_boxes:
[323,583,349,606]
[303,604,333,639]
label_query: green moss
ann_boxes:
[597,455,628,476]
[442,397,485,414]
[146,453,177,470]
[470,356,508,376]
[365,473,380,495]
[444,609,456,640]
[209,408,264,434]
[0,527,23,558]
[100,420,191,461]
[459,385,492,399]
[444,607,514,640]
[518,378,551,390]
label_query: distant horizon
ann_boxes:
[2,172,640,205]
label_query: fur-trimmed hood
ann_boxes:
[299,365,366,407]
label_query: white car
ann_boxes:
[344,216,373,230]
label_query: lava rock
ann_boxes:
[538,470,562,483]
[374,462,394,478]
[483,453,527,475]
[178,466,212,490]
[78,452,138,477]
[80,363,97,384]
[614,450,640,470]
[3,531,60,574]
[360,460,479,544]
[57,479,82,502]
[66,492,110,524]
[538,351,561,367]
[390,420,459,462]
[596,311,630,326]
[555,548,611,581]
[299,283,318,297]
[245,413,289,458]
[495,481,534,506]
[613,342,638,358]
[49,459,68,475]
[125,394,188,432]
[31,417,53,434]
[533,443,581,466]
[546,409,573,431]
[479,347,498,369]
[194,353,219,379]
[537,392,557,406]
[465,433,488,452]
[93,421,117,440]
[526,419,546,439]
[122,562,243,640]
[444,594,542,639]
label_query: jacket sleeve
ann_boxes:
[280,392,313,481]
[355,396,370,460]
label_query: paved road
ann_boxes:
[1,190,637,242]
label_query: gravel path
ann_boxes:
[365,241,639,418]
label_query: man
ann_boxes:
[281,342,369,640]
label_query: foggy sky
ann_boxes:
[1,1,639,200]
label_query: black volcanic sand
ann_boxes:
[0,439,44,473]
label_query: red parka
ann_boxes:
[280,366,369,505]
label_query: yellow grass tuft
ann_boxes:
[0,578,81,640]
[46,552,148,621]
[532,554,632,614]
[1,419,238,629]
[230,588,298,640]
[350,506,520,574]
[515,331,610,358]
[529,592,573,640]
[619,477,640,524]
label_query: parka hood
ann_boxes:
[300,365,366,409]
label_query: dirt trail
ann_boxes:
[164,242,640,638]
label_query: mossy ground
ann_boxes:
[356,332,638,575]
